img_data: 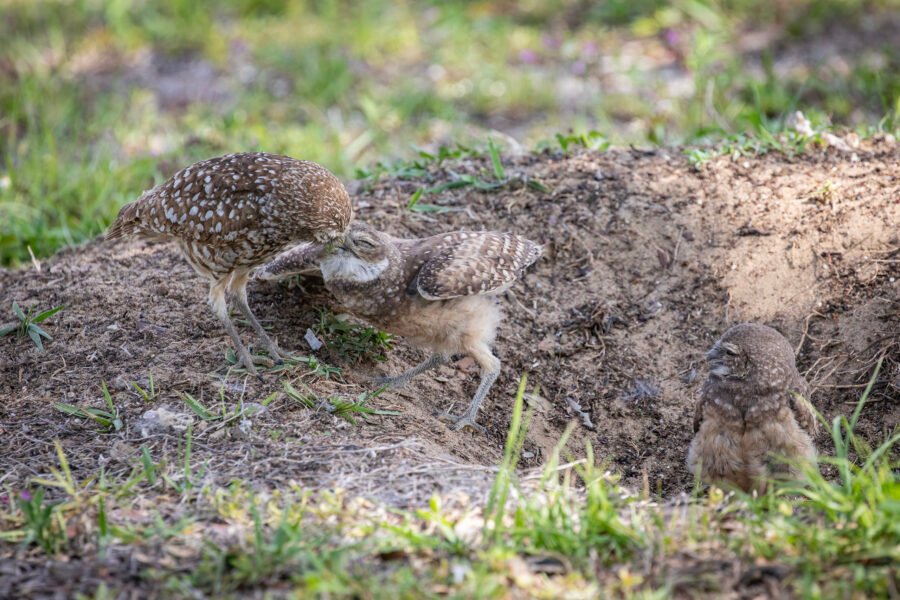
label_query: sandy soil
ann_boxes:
[1,140,898,507]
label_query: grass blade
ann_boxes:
[141,446,157,485]
[32,305,64,323]
[406,187,424,210]
[27,328,45,352]
[30,325,52,339]
[488,138,505,180]
[180,392,216,420]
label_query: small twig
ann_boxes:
[505,289,536,319]
[27,246,41,272]
[817,383,874,389]
[670,227,684,269]
[795,310,826,356]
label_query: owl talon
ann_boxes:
[250,354,275,368]
[436,410,486,433]
[372,374,400,387]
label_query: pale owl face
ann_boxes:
[705,323,797,389]
[340,226,389,263]
[706,339,752,381]
[319,225,393,284]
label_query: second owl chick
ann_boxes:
[258,223,541,431]
[687,323,818,493]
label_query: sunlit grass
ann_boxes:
[1,368,895,596]
[1,0,898,265]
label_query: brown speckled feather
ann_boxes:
[414,232,541,300]
[103,152,353,374]
[255,243,326,280]
[106,153,352,275]
[692,394,709,433]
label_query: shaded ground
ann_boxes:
[2,139,897,507]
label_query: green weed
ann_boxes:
[130,375,158,402]
[223,347,342,378]
[15,488,67,555]
[282,380,398,424]
[54,382,123,432]
[0,301,63,352]
[314,310,393,364]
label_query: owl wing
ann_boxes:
[110,154,280,245]
[254,243,325,281]
[788,375,818,436]
[414,232,541,300]
[693,393,710,433]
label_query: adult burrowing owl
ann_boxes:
[106,152,353,373]
[687,323,818,493]
[257,223,541,431]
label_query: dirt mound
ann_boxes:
[1,141,897,500]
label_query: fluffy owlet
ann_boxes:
[687,323,818,493]
[257,223,541,431]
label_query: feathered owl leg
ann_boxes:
[437,343,500,433]
[229,272,285,363]
[209,279,268,374]
[375,353,446,388]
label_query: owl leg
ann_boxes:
[438,344,501,433]
[374,353,446,388]
[209,280,267,374]
[230,272,285,363]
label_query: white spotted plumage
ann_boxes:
[105,152,354,374]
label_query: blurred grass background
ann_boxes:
[1,0,898,266]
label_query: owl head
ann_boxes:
[318,223,399,284]
[337,222,392,264]
[706,323,797,387]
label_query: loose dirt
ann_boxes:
[1,140,898,506]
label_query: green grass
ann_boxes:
[282,380,398,424]
[0,301,64,352]
[314,309,394,364]
[1,0,898,266]
[3,368,896,597]
[54,382,124,432]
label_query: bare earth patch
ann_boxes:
[1,141,898,595]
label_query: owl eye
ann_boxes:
[355,238,376,250]
[724,346,739,356]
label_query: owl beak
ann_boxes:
[705,343,723,362]
[705,344,731,378]
[341,234,359,254]
[708,361,731,379]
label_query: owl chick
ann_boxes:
[687,323,818,493]
[257,223,541,431]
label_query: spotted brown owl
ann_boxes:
[106,152,353,373]
[687,323,818,493]
[257,222,541,431]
